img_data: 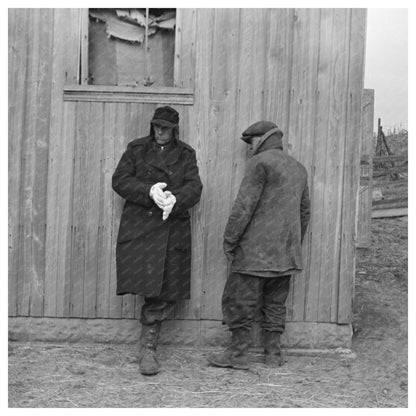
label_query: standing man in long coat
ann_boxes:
[208,121,310,370]
[112,106,202,375]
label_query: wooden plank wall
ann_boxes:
[9,9,55,317]
[191,9,367,323]
[357,89,375,248]
[9,8,367,327]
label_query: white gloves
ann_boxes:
[149,182,167,209]
[162,191,176,220]
[149,182,176,220]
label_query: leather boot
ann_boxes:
[264,331,284,367]
[207,328,251,370]
[139,322,161,375]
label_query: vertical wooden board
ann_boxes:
[250,9,268,121]
[186,105,205,320]
[200,111,239,321]
[29,8,55,317]
[45,9,76,317]
[209,9,240,101]
[8,8,29,316]
[262,9,274,120]
[338,9,367,323]
[195,9,226,319]
[8,8,17,113]
[108,103,129,319]
[294,8,321,315]
[126,102,144,319]
[356,89,374,248]
[318,9,351,323]
[221,8,242,185]
[303,9,335,322]
[174,106,202,320]
[288,9,321,163]
[69,102,90,317]
[201,10,241,321]
[200,102,229,320]
[174,8,196,88]
[20,9,41,316]
[111,103,128,318]
[96,102,117,318]
[193,7,214,321]
[127,102,143,138]
[7,8,16,315]
[265,9,294,135]
[230,8,255,203]
[54,103,76,318]
[82,102,104,318]
[286,9,321,321]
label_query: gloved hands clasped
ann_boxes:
[149,182,176,220]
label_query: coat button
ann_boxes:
[169,171,173,175]
[147,211,153,216]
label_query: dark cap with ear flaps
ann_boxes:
[151,106,180,128]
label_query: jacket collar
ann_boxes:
[253,128,283,155]
[141,136,183,175]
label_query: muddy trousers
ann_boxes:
[222,272,292,333]
[140,297,177,325]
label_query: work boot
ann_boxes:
[207,328,251,370]
[139,322,161,375]
[264,331,284,367]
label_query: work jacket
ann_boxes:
[223,132,310,275]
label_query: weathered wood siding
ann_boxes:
[9,9,367,329]
[357,89,375,248]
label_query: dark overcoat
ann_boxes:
[223,132,311,275]
[112,134,202,300]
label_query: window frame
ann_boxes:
[63,8,195,105]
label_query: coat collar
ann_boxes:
[253,128,283,155]
[141,136,183,175]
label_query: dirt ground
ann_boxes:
[8,217,408,408]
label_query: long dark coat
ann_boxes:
[112,134,202,300]
[223,132,310,275]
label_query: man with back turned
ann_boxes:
[208,121,310,370]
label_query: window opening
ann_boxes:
[88,8,176,87]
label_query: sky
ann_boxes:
[364,8,408,132]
